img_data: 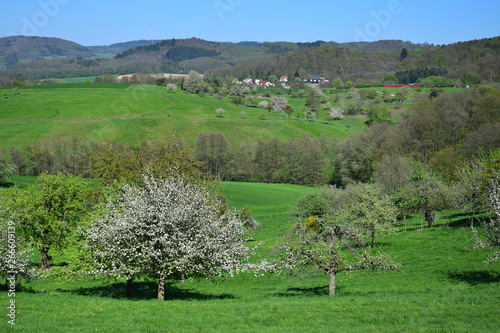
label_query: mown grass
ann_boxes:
[1,181,499,332]
[0,84,367,149]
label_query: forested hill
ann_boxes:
[88,40,164,56]
[0,37,436,79]
[0,36,94,69]
[0,35,499,83]
[210,36,500,85]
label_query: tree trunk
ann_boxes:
[328,272,337,296]
[157,272,165,301]
[425,210,434,227]
[371,231,376,247]
[126,277,134,298]
[40,247,50,271]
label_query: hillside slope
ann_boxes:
[0,37,436,80]
[211,37,500,84]
[0,84,366,149]
[0,36,95,69]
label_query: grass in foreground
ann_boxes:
[1,181,499,332]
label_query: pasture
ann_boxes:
[1,181,499,332]
[0,83,366,149]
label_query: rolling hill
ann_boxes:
[0,36,437,80]
[0,36,95,69]
[210,36,500,84]
[1,35,498,85]
[0,83,367,149]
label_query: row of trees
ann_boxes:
[195,133,332,186]
[0,134,332,186]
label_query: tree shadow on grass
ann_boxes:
[446,270,500,286]
[445,216,485,229]
[274,285,330,297]
[0,180,15,188]
[56,280,235,301]
[0,283,38,293]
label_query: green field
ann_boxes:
[1,181,499,332]
[0,83,366,149]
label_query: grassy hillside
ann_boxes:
[1,180,499,332]
[0,83,367,149]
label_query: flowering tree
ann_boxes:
[0,207,35,281]
[216,108,225,118]
[305,111,316,121]
[328,108,344,120]
[258,100,269,109]
[275,216,399,296]
[472,180,500,265]
[271,96,288,113]
[86,172,257,300]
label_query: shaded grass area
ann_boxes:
[1,181,499,332]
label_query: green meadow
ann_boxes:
[0,83,366,149]
[1,84,498,332]
[1,180,499,332]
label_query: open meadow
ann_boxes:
[0,83,367,149]
[1,180,499,332]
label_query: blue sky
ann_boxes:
[1,0,499,46]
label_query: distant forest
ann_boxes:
[0,36,499,87]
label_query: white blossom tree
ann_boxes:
[328,107,344,120]
[472,180,500,265]
[216,108,225,118]
[0,209,36,282]
[335,183,397,247]
[305,111,316,122]
[271,96,288,113]
[258,100,269,109]
[86,172,257,300]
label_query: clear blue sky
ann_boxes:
[1,0,499,46]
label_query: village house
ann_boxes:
[310,75,328,84]
[255,79,275,88]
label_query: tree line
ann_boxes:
[0,133,332,187]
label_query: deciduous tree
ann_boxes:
[86,172,257,300]
[195,132,231,180]
[0,152,14,184]
[472,180,500,265]
[0,205,35,281]
[275,216,399,296]
[335,183,397,247]
[395,172,454,227]
[7,173,88,271]
[271,96,288,113]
